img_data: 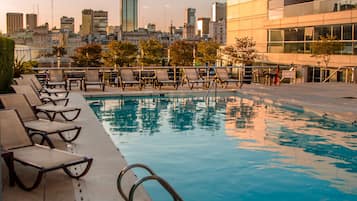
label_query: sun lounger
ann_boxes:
[0,94,82,146]
[46,69,67,90]
[182,68,207,89]
[11,85,81,121]
[21,74,69,97]
[84,69,105,91]
[155,70,178,90]
[215,68,242,88]
[0,109,92,191]
[119,69,144,90]
[14,78,69,106]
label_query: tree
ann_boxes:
[311,35,343,80]
[72,44,102,67]
[103,41,138,67]
[196,41,220,66]
[224,37,257,65]
[169,40,194,66]
[139,39,164,66]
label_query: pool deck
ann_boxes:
[2,83,357,201]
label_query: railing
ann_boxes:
[117,163,184,201]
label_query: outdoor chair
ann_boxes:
[182,68,207,89]
[11,85,81,121]
[215,68,242,88]
[14,78,69,106]
[155,70,178,90]
[47,69,67,90]
[0,109,92,191]
[21,74,69,97]
[0,94,82,146]
[83,69,105,91]
[119,69,144,91]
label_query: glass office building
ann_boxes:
[121,0,138,32]
[227,0,357,67]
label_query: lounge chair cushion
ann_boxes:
[12,145,83,169]
[36,105,78,113]
[24,120,78,133]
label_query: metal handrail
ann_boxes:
[117,163,184,201]
[129,175,184,201]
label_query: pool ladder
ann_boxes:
[117,163,184,201]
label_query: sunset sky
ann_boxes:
[0,0,225,33]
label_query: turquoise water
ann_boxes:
[88,95,357,201]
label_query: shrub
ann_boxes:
[0,37,15,92]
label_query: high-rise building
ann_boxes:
[81,9,94,37]
[210,2,227,44]
[197,17,210,38]
[186,8,196,26]
[183,8,196,40]
[61,16,75,32]
[227,0,357,80]
[7,13,23,34]
[26,14,37,31]
[93,10,108,36]
[212,2,226,22]
[183,24,196,40]
[120,0,138,32]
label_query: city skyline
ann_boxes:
[0,0,225,33]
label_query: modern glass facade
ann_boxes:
[121,0,138,32]
[269,0,357,20]
[267,23,357,54]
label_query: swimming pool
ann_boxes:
[87,95,357,201]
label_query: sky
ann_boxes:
[0,0,225,33]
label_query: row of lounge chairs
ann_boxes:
[0,75,92,191]
[39,68,242,91]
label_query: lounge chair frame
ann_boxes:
[0,94,82,145]
[83,69,105,91]
[21,74,69,98]
[215,68,243,88]
[182,68,208,90]
[119,69,144,91]
[46,69,68,90]
[0,109,92,191]
[14,79,69,106]
[155,70,178,90]
[12,85,81,121]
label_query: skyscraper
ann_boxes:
[61,16,75,32]
[210,2,227,44]
[185,8,196,26]
[6,13,23,34]
[120,0,138,32]
[197,17,210,38]
[81,9,94,37]
[211,2,226,22]
[26,13,37,31]
[183,8,196,39]
[93,10,108,36]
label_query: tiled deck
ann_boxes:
[2,83,357,201]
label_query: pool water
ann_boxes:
[88,95,357,201]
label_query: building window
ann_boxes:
[305,27,313,41]
[314,26,331,40]
[343,24,352,40]
[332,25,341,40]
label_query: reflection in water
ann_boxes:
[225,99,357,194]
[88,95,357,195]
